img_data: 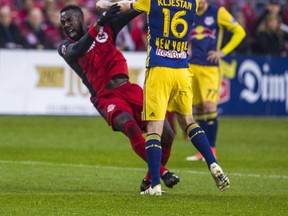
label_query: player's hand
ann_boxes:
[97,4,121,26]
[207,50,225,64]
[96,0,111,11]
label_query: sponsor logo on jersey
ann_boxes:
[96,27,108,43]
[156,47,187,59]
[204,16,214,26]
[61,45,67,54]
[107,104,116,113]
[149,112,155,117]
[190,26,216,40]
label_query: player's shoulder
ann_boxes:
[208,4,220,13]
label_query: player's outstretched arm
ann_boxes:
[96,0,132,13]
[96,4,121,26]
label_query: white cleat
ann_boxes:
[140,184,162,196]
[210,162,230,191]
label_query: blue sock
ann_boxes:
[196,118,208,132]
[145,133,162,187]
[185,123,216,167]
[207,115,218,148]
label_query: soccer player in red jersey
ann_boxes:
[58,4,179,191]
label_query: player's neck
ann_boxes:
[197,3,209,15]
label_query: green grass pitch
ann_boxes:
[0,116,287,215]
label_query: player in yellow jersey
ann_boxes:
[97,0,230,195]
[186,0,246,161]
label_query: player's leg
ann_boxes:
[113,111,147,161]
[141,120,163,195]
[171,68,213,164]
[203,101,218,157]
[113,111,170,173]
[170,67,229,191]
[176,113,229,191]
[140,67,172,195]
[161,118,174,166]
[140,118,179,191]
[160,119,180,188]
[166,111,176,136]
[96,93,173,194]
[186,65,220,161]
[114,112,179,191]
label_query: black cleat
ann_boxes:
[140,179,151,192]
[161,171,180,188]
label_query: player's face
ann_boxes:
[60,9,83,41]
[198,0,207,10]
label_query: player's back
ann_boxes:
[143,0,198,68]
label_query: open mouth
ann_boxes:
[68,29,76,37]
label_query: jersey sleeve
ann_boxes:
[58,28,96,61]
[108,11,141,39]
[58,39,73,61]
[217,7,246,55]
[132,0,150,13]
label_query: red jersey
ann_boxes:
[58,12,140,102]
[78,25,128,95]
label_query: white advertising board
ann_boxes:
[0,50,146,115]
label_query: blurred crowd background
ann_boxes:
[0,0,288,56]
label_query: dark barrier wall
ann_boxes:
[218,55,288,116]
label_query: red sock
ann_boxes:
[123,121,146,161]
[144,165,168,181]
[161,131,174,166]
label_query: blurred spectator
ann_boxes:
[63,0,78,6]
[42,0,59,21]
[43,8,65,49]
[116,26,135,51]
[16,0,34,26]
[216,0,234,12]
[238,0,258,38]
[0,0,17,11]
[255,0,280,24]
[0,0,287,53]
[231,11,251,54]
[0,5,28,49]
[254,14,287,56]
[19,7,46,49]
[81,6,97,26]
[81,0,97,11]
[130,13,147,51]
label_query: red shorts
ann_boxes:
[94,82,146,131]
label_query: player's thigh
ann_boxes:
[189,64,202,105]
[121,83,146,130]
[96,97,134,131]
[143,67,171,121]
[168,68,193,116]
[196,65,221,105]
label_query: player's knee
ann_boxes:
[203,101,217,113]
[194,104,205,114]
[113,112,134,131]
[162,130,174,147]
[176,113,195,132]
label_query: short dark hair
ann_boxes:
[60,5,84,19]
